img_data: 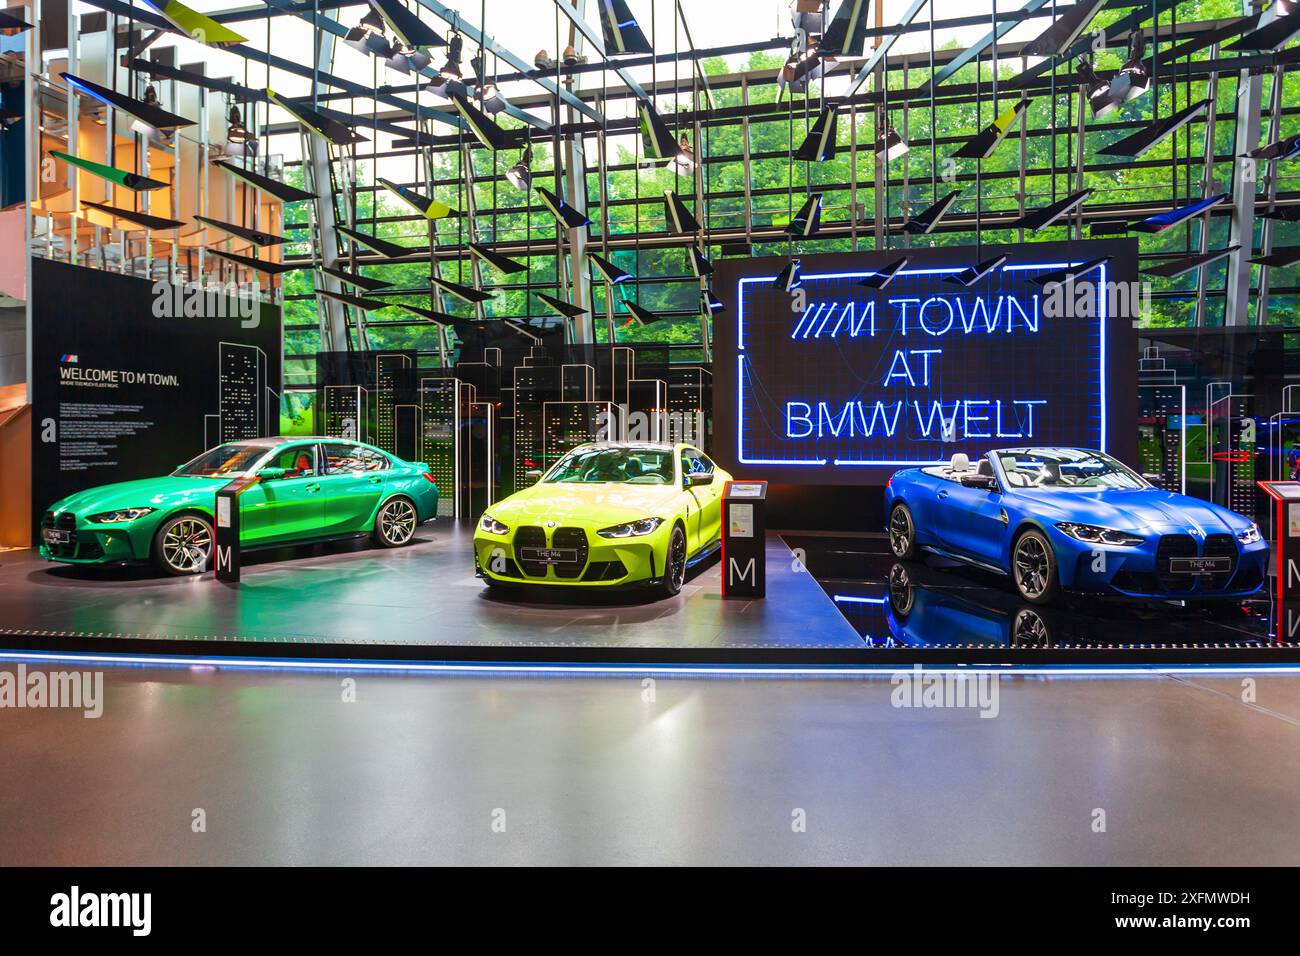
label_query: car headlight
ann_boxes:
[597,517,664,538]
[1237,523,1262,546]
[479,514,509,535]
[86,507,156,524]
[1055,522,1144,546]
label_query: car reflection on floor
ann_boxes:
[783,535,1275,649]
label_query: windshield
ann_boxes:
[174,443,269,477]
[997,449,1147,490]
[546,448,675,485]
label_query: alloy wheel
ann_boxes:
[668,528,687,591]
[1014,535,1051,600]
[889,506,912,558]
[379,499,417,545]
[161,517,212,573]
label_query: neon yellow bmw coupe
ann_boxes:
[474,442,730,597]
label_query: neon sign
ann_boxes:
[729,256,1121,475]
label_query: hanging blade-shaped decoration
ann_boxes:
[793,106,839,163]
[664,191,700,234]
[1226,9,1300,51]
[213,160,317,203]
[318,288,390,311]
[50,150,167,191]
[367,0,446,48]
[954,98,1029,159]
[469,243,528,274]
[857,256,909,289]
[81,200,183,231]
[588,252,632,284]
[336,224,422,258]
[785,194,824,237]
[194,214,286,247]
[0,8,33,33]
[773,260,803,292]
[1141,246,1240,279]
[432,274,496,304]
[820,0,871,57]
[267,88,368,146]
[1252,246,1300,267]
[1012,189,1092,231]
[536,292,588,319]
[1098,100,1208,159]
[208,249,301,275]
[1021,0,1106,57]
[624,301,663,325]
[702,290,724,314]
[450,92,511,151]
[378,177,454,220]
[398,305,479,338]
[945,254,1009,287]
[62,72,193,130]
[1028,256,1110,288]
[689,245,714,278]
[536,186,591,228]
[1129,194,1228,233]
[901,191,961,234]
[600,0,653,54]
[140,0,246,46]
[320,265,393,292]
[639,99,680,163]
[1245,134,1300,162]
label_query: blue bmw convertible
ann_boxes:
[883,447,1269,604]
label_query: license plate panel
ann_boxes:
[1168,556,1232,574]
[521,547,578,565]
[43,529,71,545]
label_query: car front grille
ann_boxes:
[41,511,82,558]
[1155,534,1198,592]
[551,528,589,579]
[513,526,548,577]
[1201,533,1238,590]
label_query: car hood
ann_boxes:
[486,482,682,528]
[1011,487,1252,534]
[48,475,227,517]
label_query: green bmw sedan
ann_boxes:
[39,437,440,575]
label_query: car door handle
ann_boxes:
[306,483,322,493]
[937,490,949,499]
[367,476,383,484]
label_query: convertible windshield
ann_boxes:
[174,443,269,477]
[997,449,1146,490]
[546,448,675,485]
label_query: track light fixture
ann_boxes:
[1076,57,1114,118]
[506,146,532,190]
[344,8,390,55]
[1111,34,1150,104]
[878,124,909,161]
[441,33,464,79]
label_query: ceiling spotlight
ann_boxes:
[562,44,588,66]
[505,145,532,190]
[1077,57,1115,118]
[672,135,697,173]
[441,33,463,79]
[790,0,825,33]
[345,8,390,56]
[223,105,257,157]
[534,49,557,71]
[479,82,509,115]
[878,125,909,162]
[1112,35,1150,104]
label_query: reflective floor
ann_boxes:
[1,663,1299,865]
[788,535,1278,650]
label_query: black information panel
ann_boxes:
[29,259,281,534]
[713,241,1139,486]
[721,480,768,598]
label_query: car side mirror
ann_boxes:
[687,473,714,487]
[525,469,543,481]
[1142,473,1161,482]
[960,473,998,492]
[259,467,287,481]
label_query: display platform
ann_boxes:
[1,524,1297,666]
[790,534,1293,662]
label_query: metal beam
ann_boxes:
[414,0,602,124]
[549,0,650,101]
[845,0,929,98]
[920,0,1052,94]
[674,0,714,110]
